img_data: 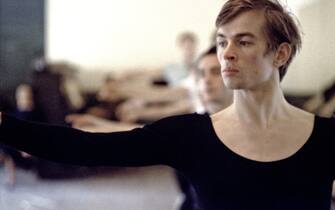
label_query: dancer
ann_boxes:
[1,0,334,209]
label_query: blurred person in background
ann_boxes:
[196,46,233,115]
[0,145,16,188]
[31,62,84,125]
[303,81,335,117]
[0,93,14,188]
[0,83,42,188]
[67,46,232,132]
[66,46,233,210]
[163,32,198,86]
[114,32,200,123]
[14,84,45,122]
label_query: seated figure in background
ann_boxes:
[67,46,232,132]
[163,32,198,86]
[66,45,233,210]
[303,81,335,117]
[15,84,45,122]
[100,32,200,123]
[0,83,43,188]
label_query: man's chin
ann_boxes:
[225,84,244,90]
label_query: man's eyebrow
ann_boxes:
[216,32,256,39]
[235,33,256,39]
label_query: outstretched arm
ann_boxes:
[0,112,183,168]
[66,114,139,132]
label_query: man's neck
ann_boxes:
[232,82,292,128]
[206,96,233,114]
[206,102,227,114]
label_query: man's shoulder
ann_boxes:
[154,113,207,125]
[143,113,208,132]
[139,113,209,141]
[314,115,335,130]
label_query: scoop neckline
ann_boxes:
[203,113,317,164]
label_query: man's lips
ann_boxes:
[222,68,239,75]
[222,67,239,72]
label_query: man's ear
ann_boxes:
[273,43,292,68]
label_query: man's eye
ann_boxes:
[217,41,227,48]
[239,41,251,46]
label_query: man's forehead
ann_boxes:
[216,10,266,38]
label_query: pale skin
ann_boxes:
[65,114,138,132]
[211,10,314,162]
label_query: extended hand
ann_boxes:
[66,113,139,132]
[66,114,103,128]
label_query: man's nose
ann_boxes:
[223,42,237,61]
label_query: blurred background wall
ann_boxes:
[46,0,222,71]
[1,0,334,94]
[282,0,335,94]
[46,0,335,94]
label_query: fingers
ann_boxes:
[65,114,94,127]
[65,114,83,123]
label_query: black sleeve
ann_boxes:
[0,113,185,167]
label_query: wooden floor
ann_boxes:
[0,166,182,210]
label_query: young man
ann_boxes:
[1,0,335,209]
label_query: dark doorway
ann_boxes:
[0,0,45,95]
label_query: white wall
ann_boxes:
[282,0,335,94]
[46,0,223,71]
[47,0,335,94]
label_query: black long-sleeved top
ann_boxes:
[1,113,335,210]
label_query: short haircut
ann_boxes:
[197,45,217,63]
[215,0,302,81]
[195,45,217,78]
